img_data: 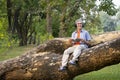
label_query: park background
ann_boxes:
[0,0,120,80]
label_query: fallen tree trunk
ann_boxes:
[0,31,120,80]
[35,31,120,53]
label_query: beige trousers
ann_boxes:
[61,45,86,67]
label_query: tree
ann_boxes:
[100,11,116,32]
[0,31,120,80]
[57,0,117,37]
[6,0,41,46]
[46,0,53,35]
[1,0,118,46]
[99,0,117,15]
[7,0,12,33]
[0,0,11,47]
[116,7,120,30]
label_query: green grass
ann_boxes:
[0,45,34,61]
[74,63,120,80]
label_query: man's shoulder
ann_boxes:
[82,29,89,33]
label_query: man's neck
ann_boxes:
[77,29,82,32]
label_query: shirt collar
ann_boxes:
[75,29,83,33]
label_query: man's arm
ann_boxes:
[80,39,91,45]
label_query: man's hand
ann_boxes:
[75,38,81,42]
[79,38,85,42]
[78,38,91,45]
[75,38,88,44]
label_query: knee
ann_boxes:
[64,49,68,55]
[75,46,82,51]
[76,46,82,49]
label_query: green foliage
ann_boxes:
[0,0,118,46]
[99,0,117,15]
[39,33,54,44]
[0,18,9,47]
[0,0,6,14]
[0,0,13,48]
[116,11,120,20]
[116,8,120,30]
[52,16,60,37]
[34,19,46,35]
[32,18,54,44]
[99,11,116,32]
[116,25,120,30]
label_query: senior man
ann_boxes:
[59,19,91,71]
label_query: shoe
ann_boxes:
[58,66,67,71]
[69,60,76,65]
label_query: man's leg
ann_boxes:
[70,45,86,64]
[61,46,77,67]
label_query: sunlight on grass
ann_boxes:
[0,45,34,61]
[74,63,120,80]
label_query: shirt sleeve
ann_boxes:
[85,31,91,41]
[71,32,75,40]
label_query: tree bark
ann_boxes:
[0,31,120,80]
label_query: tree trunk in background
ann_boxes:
[46,0,52,35]
[6,1,35,46]
[33,32,36,44]
[0,31,120,80]
[59,13,67,37]
[28,27,36,45]
[7,0,12,33]
[58,0,81,37]
[59,0,69,37]
[13,8,34,46]
[14,10,28,46]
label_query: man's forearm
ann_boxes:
[83,40,91,45]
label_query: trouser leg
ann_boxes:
[72,45,86,62]
[61,46,77,67]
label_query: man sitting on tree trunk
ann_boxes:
[59,19,91,71]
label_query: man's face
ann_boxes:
[76,22,82,30]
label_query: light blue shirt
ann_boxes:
[71,29,91,47]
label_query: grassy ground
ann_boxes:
[74,63,120,80]
[0,45,34,61]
